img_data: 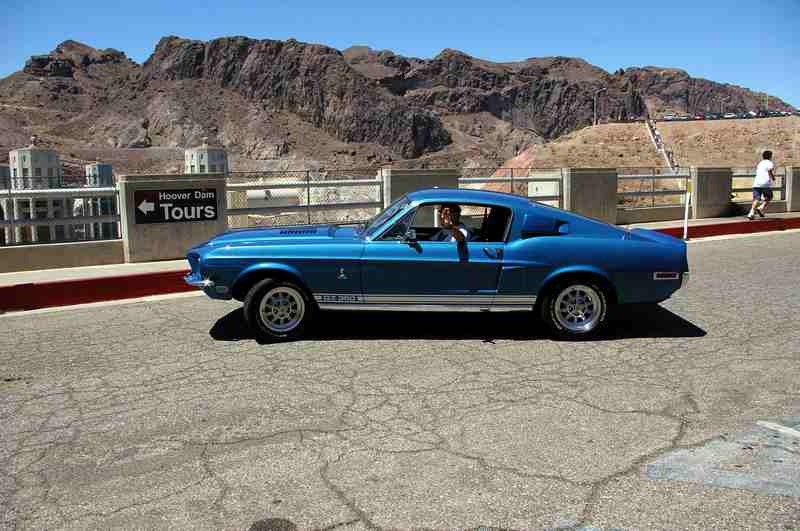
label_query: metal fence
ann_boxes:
[617,167,690,209]
[731,167,786,202]
[458,168,563,208]
[0,176,121,247]
[225,169,384,228]
[224,167,566,229]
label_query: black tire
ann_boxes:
[244,278,314,340]
[539,279,610,340]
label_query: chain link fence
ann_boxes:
[225,169,383,228]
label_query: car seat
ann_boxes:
[479,208,509,242]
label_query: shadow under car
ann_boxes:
[209,304,706,343]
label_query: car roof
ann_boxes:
[407,188,533,209]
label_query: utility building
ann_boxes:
[185,138,228,174]
[85,162,114,187]
[81,163,119,239]
[9,139,62,189]
[3,138,70,244]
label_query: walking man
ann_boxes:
[747,150,775,220]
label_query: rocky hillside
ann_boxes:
[0,38,795,173]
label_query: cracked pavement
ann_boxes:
[1,232,800,530]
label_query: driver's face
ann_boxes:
[440,206,458,226]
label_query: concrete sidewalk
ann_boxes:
[2,212,800,313]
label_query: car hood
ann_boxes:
[201,224,362,247]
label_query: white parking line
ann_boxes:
[0,291,204,318]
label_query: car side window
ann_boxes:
[474,206,512,242]
[378,208,417,241]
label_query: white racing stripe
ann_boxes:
[313,293,536,312]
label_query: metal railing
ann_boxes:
[0,176,121,246]
[731,167,786,202]
[225,169,383,228]
[458,168,564,208]
[617,168,690,209]
[224,167,566,229]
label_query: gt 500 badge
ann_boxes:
[316,294,363,303]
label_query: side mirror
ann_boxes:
[404,228,417,242]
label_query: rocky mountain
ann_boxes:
[0,37,794,173]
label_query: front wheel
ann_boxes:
[244,278,314,340]
[539,281,609,339]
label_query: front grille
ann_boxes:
[187,252,200,273]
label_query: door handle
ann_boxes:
[483,247,502,259]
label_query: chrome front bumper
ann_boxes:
[184,272,214,288]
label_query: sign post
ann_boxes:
[683,178,692,240]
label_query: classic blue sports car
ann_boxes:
[186,188,688,339]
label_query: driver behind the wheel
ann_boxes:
[432,203,470,243]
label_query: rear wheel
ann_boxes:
[539,281,609,339]
[244,278,314,340]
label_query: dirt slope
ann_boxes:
[659,117,799,168]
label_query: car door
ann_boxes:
[361,203,504,307]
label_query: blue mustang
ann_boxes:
[186,188,688,339]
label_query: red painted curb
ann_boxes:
[1,269,193,312]
[2,217,799,313]
[655,217,800,239]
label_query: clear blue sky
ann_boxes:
[2,0,798,107]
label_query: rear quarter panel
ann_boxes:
[500,229,686,304]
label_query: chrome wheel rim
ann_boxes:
[554,284,602,333]
[258,286,305,333]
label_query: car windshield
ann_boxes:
[360,195,411,238]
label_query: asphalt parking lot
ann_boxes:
[2,232,800,530]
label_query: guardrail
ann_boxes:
[458,168,564,208]
[225,170,384,227]
[731,168,786,202]
[617,168,690,209]
[0,179,121,246]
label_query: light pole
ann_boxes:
[593,88,607,126]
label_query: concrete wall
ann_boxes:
[380,168,460,208]
[562,168,617,224]
[787,167,800,212]
[0,239,123,273]
[691,167,733,219]
[118,174,228,263]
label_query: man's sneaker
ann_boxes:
[756,208,766,217]
[746,213,755,220]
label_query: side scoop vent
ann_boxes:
[279,228,317,235]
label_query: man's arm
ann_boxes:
[451,226,466,243]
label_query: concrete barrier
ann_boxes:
[0,239,123,273]
[562,168,617,224]
[691,167,733,219]
[118,174,228,262]
[787,167,800,212]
